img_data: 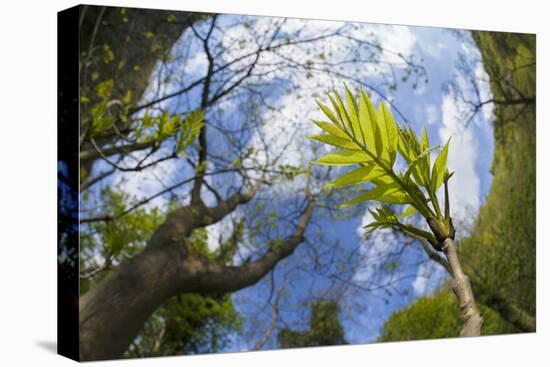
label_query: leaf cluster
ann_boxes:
[309,86,455,246]
[81,78,204,157]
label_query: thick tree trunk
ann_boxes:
[443,238,483,337]
[79,195,315,360]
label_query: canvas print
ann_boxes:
[57,4,536,361]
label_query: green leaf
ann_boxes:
[378,102,399,165]
[431,139,451,191]
[312,120,349,140]
[340,183,407,207]
[400,205,417,219]
[420,127,429,152]
[363,205,400,234]
[308,134,359,150]
[397,128,412,163]
[316,101,340,126]
[375,104,390,163]
[371,174,395,186]
[313,150,372,166]
[344,85,364,144]
[326,164,385,188]
[359,90,382,155]
[331,91,354,135]
[419,127,432,184]
[403,146,439,180]
[399,127,426,186]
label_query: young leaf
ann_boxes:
[340,183,407,207]
[420,127,429,152]
[378,102,399,165]
[375,104,390,163]
[316,101,341,126]
[403,146,439,180]
[344,85,365,144]
[312,120,349,140]
[326,164,385,188]
[400,127,426,186]
[371,174,395,186]
[419,127,432,185]
[359,90,382,156]
[431,139,450,191]
[309,134,359,150]
[313,150,372,166]
[400,205,417,219]
[332,91,354,136]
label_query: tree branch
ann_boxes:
[195,195,316,293]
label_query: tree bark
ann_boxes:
[443,238,483,337]
[403,230,534,333]
[79,193,315,361]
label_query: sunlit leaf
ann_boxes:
[334,91,353,131]
[316,101,340,126]
[340,183,407,207]
[371,174,395,186]
[326,164,385,188]
[403,146,439,181]
[420,127,429,152]
[313,150,372,166]
[431,138,451,192]
[308,134,359,150]
[378,102,399,165]
[312,120,349,140]
[359,90,382,156]
[344,85,364,144]
[400,205,417,219]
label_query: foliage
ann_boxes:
[461,32,536,317]
[80,188,165,293]
[379,286,518,342]
[80,188,242,355]
[277,301,347,348]
[125,293,242,357]
[378,31,536,339]
[310,86,454,249]
[78,7,207,182]
[80,76,204,156]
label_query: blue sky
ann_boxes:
[83,14,495,352]
[225,21,495,349]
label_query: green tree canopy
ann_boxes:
[277,301,347,348]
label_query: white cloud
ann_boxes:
[439,91,480,226]
[425,103,439,125]
[376,25,417,64]
[205,214,234,252]
[422,41,448,58]
[234,20,418,196]
[110,149,183,210]
[474,62,494,122]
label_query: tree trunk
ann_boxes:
[443,238,483,337]
[79,196,315,360]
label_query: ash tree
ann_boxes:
[77,8,428,360]
[309,86,483,336]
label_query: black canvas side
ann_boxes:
[57,4,80,361]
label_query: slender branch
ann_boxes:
[195,194,316,293]
[80,168,116,191]
[254,282,283,350]
[443,238,483,337]
[190,16,217,205]
[398,227,450,273]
